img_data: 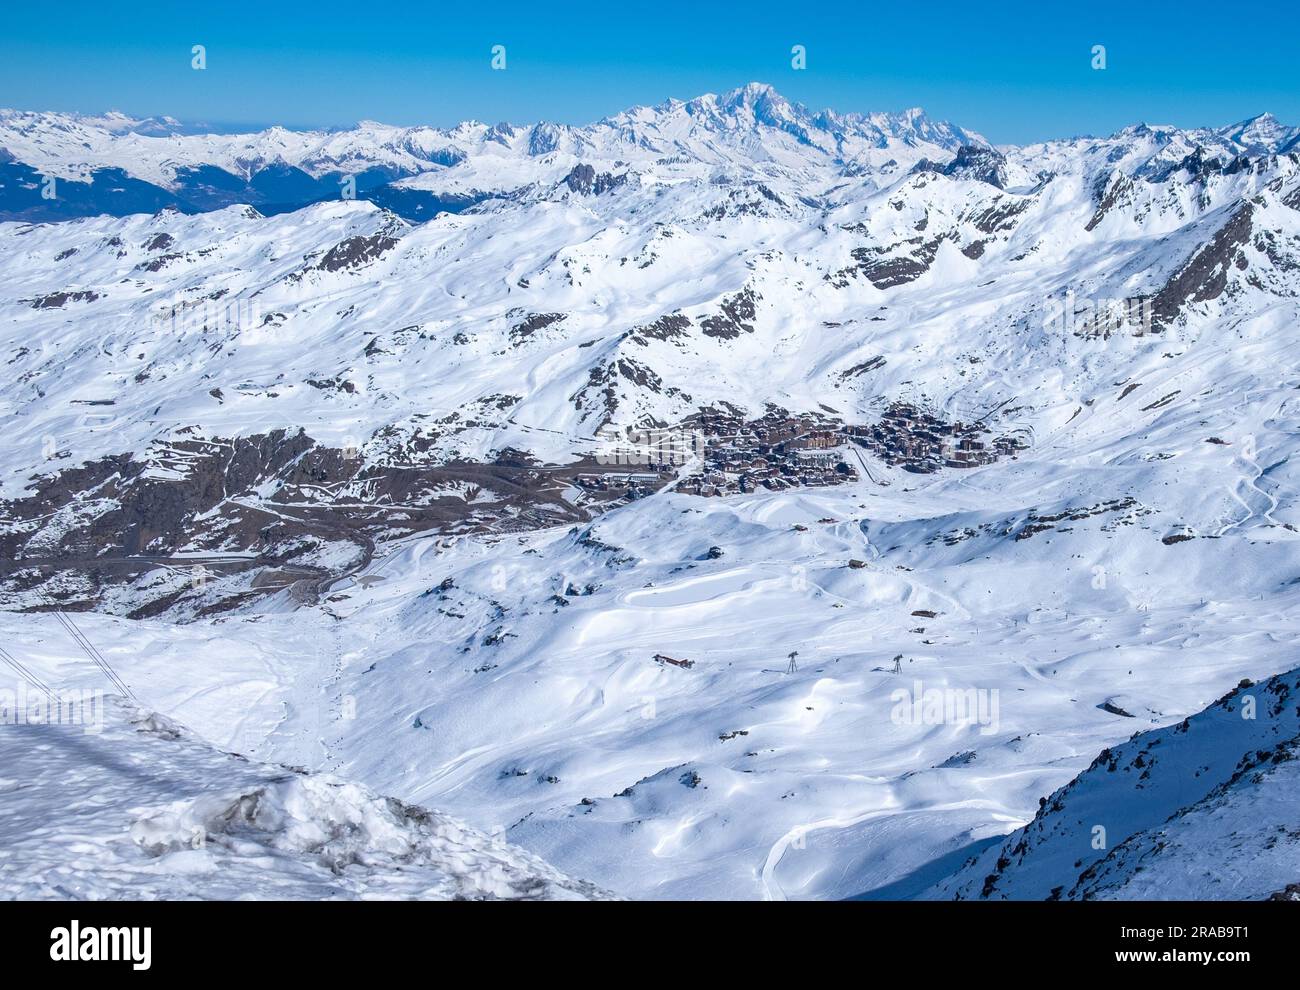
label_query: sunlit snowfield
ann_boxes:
[3,89,1300,898]
[7,409,1298,898]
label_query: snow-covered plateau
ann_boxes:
[2,84,1299,900]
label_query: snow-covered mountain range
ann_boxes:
[3,84,1300,900]
[3,84,1296,222]
[0,84,994,220]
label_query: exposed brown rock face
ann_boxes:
[29,289,101,308]
[509,311,566,344]
[1152,204,1255,327]
[563,164,627,195]
[1085,172,1134,231]
[700,287,759,340]
[316,232,399,273]
[828,238,942,290]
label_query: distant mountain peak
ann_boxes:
[722,81,782,103]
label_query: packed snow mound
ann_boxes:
[928,666,1300,900]
[0,698,610,900]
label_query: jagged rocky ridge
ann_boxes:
[929,666,1300,901]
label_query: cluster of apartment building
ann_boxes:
[572,402,1028,501]
[846,402,1025,473]
[675,408,858,496]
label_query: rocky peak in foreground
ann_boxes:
[929,667,1300,901]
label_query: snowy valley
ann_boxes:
[3,84,1300,900]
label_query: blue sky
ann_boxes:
[1,1,1296,143]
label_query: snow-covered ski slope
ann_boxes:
[3,85,1300,899]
